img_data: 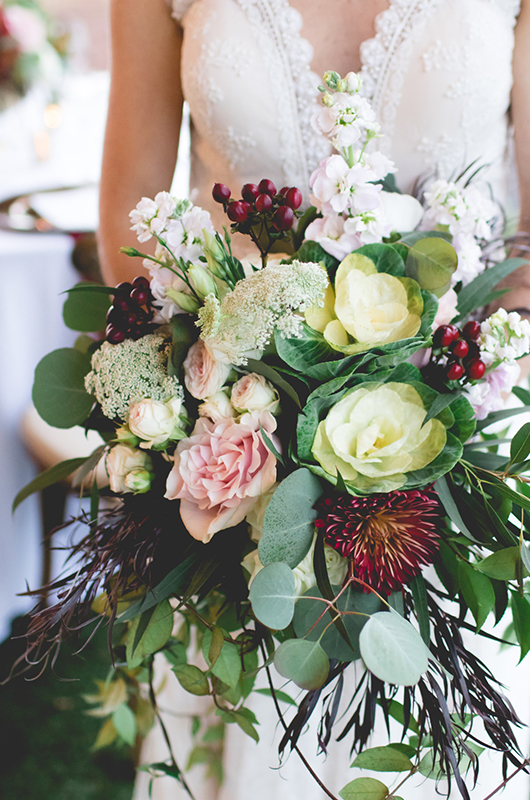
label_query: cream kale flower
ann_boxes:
[312,382,446,493]
[306,253,423,354]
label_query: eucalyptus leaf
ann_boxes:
[249,562,296,630]
[32,348,94,428]
[259,468,323,567]
[475,547,526,581]
[63,283,111,332]
[476,405,530,431]
[274,638,330,690]
[13,456,89,512]
[352,745,413,772]
[359,610,429,686]
[339,777,389,800]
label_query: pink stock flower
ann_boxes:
[165,412,279,543]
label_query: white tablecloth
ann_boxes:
[0,230,78,641]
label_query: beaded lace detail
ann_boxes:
[234,0,329,197]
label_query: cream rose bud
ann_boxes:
[379,191,424,233]
[198,390,237,423]
[128,396,184,448]
[183,339,232,400]
[231,374,280,414]
[124,468,153,494]
[107,445,153,494]
[292,537,348,596]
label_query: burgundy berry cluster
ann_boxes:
[105,276,155,344]
[212,179,303,262]
[428,321,485,385]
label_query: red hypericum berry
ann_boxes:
[132,275,150,289]
[126,312,137,326]
[463,320,481,341]
[212,183,231,204]
[130,287,148,304]
[258,178,277,196]
[285,187,303,210]
[467,359,486,380]
[116,282,132,294]
[106,306,124,325]
[446,362,464,381]
[451,339,469,358]
[130,327,144,340]
[272,205,294,231]
[433,324,459,348]
[115,296,130,311]
[227,200,249,223]
[464,341,480,361]
[106,324,125,344]
[279,186,290,196]
[256,193,273,213]
[241,183,259,203]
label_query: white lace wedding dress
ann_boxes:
[133,1,529,798]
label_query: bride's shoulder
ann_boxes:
[166,0,199,23]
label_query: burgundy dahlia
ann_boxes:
[315,489,441,593]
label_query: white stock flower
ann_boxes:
[465,362,521,420]
[311,92,379,151]
[379,191,424,232]
[198,390,237,423]
[128,396,184,448]
[305,214,362,260]
[164,206,215,263]
[129,192,177,243]
[183,339,232,399]
[310,155,382,217]
[106,445,153,494]
[479,309,530,367]
[231,374,280,415]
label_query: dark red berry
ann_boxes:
[115,297,130,311]
[240,201,252,215]
[106,324,125,344]
[467,359,486,380]
[126,312,137,326]
[446,362,464,381]
[130,287,148,304]
[106,306,125,325]
[227,200,249,223]
[285,187,303,210]
[272,206,294,231]
[279,186,290,196]
[116,282,132,294]
[132,275,150,289]
[451,339,469,358]
[212,183,231,204]
[464,341,480,361]
[130,327,144,340]
[433,324,459,348]
[258,178,277,196]
[256,193,273,213]
[463,321,481,341]
[241,183,259,203]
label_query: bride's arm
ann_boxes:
[497,0,530,310]
[98,0,184,285]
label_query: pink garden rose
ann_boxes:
[165,411,279,542]
[183,339,231,400]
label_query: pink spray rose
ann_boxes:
[165,411,279,543]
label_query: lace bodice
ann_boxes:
[170,0,521,237]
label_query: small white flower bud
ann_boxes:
[188,265,218,300]
[321,92,335,108]
[165,287,202,314]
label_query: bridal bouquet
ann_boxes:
[0,0,67,109]
[15,71,530,800]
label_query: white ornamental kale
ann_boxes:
[85,331,183,420]
[420,179,498,286]
[197,260,328,365]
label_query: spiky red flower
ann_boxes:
[315,489,441,593]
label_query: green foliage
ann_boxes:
[169,315,197,377]
[457,561,495,630]
[216,707,260,742]
[112,704,137,747]
[292,239,339,274]
[259,468,323,567]
[410,575,430,645]
[293,587,381,662]
[13,456,90,511]
[475,548,526,581]
[405,236,458,297]
[359,610,430,686]
[274,638,330,690]
[202,629,242,689]
[456,257,527,318]
[274,324,338,373]
[435,476,479,543]
[32,347,94,428]
[63,283,111,332]
[352,745,413,772]
[126,600,174,668]
[249,562,296,630]
[511,591,530,661]
[510,422,530,466]
[173,664,210,696]
[245,358,301,408]
[339,777,389,800]
[120,555,198,621]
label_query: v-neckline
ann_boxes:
[279,0,396,89]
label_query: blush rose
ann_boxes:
[165,411,279,542]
